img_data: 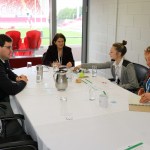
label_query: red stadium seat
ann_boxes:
[5,30,22,50]
[24,30,41,50]
[5,30,24,56]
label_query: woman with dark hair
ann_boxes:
[43,33,74,67]
[74,40,139,90]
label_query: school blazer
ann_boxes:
[81,59,139,90]
[0,60,26,101]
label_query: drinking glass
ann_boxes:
[36,74,42,83]
[99,94,108,108]
[36,65,43,80]
[89,87,96,101]
[60,95,68,116]
[53,62,59,72]
[67,68,73,81]
[92,65,97,77]
[27,62,32,68]
[60,97,73,120]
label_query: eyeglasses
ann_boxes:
[2,46,12,50]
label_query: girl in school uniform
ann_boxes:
[138,46,150,103]
[74,40,139,91]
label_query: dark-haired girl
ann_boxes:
[43,33,74,67]
[74,40,139,90]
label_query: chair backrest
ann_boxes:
[0,102,38,150]
[5,30,22,50]
[0,135,38,150]
[133,63,148,86]
[42,52,46,64]
[24,30,41,49]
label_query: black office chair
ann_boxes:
[42,52,46,64]
[0,103,38,150]
[133,63,148,86]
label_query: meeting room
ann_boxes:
[0,0,150,149]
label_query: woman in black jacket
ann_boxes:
[43,33,74,67]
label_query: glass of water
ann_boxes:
[67,68,73,81]
[89,87,96,101]
[27,62,32,68]
[92,65,97,77]
[99,93,108,108]
[52,62,59,72]
[36,74,42,83]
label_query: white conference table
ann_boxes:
[10,66,150,150]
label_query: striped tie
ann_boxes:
[143,69,150,91]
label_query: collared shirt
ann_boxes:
[143,68,150,92]
[0,58,5,63]
[58,49,63,65]
[113,58,123,80]
[146,78,150,92]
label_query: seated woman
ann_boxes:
[43,33,74,67]
[74,40,139,91]
[138,46,150,103]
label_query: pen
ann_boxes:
[103,91,107,95]
[85,79,100,90]
[85,79,92,84]
[81,79,87,84]
[125,142,143,150]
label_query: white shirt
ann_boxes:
[0,58,5,63]
[113,58,123,79]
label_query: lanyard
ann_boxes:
[146,78,150,92]
[58,50,63,65]
[58,56,62,65]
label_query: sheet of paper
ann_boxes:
[128,94,150,106]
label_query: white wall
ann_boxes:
[88,0,150,71]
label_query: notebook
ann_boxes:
[128,94,150,112]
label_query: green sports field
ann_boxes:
[0,27,82,46]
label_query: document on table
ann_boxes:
[128,94,150,112]
[128,94,150,106]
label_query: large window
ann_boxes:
[0,0,87,63]
[0,0,50,46]
[56,0,83,62]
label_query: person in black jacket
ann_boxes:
[0,34,28,102]
[43,33,74,67]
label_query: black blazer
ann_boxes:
[43,45,75,66]
[0,59,26,101]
